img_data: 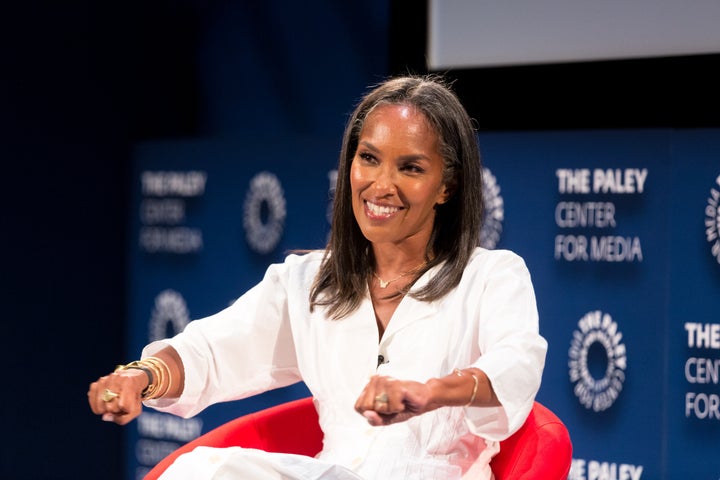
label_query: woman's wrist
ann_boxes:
[426,369,480,408]
[115,356,173,400]
[453,368,479,406]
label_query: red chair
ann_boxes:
[145,397,572,479]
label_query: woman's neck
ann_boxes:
[371,242,428,277]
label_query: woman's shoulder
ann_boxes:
[265,250,326,283]
[281,249,327,267]
[284,249,325,264]
[444,248,534,300]
[465,247,530,273]
[469,246,526,262]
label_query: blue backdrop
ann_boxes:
[126,129,720,479]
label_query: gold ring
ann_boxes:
[374,392,389,404]
[102,388,120,402]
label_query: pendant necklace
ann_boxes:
[373,262,426,289]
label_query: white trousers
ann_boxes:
[158,447,364,480]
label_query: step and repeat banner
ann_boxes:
[125,130,720,479]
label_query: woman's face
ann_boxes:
[350,104,449,249]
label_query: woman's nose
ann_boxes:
[372,165,397,194]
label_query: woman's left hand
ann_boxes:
[354,375,437,426]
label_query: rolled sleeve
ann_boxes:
[464,251,547,441]
[141,259,304,418]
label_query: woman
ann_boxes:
[88,75,547,479]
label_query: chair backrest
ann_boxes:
[144,398,571,480]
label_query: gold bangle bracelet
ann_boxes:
[115,357,170,400]
[453,368,479,407]
[143,356,172,399]
[116,360,158,398]
[140,358,163,399]
[142,358,164,400]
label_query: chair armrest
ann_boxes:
[491,401,572,480]
[144,397,322,480]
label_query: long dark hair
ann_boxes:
[310,75,483,319]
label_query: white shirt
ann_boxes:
[145,248,547,479]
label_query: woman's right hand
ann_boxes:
[87,367,149,425]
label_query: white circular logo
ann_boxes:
[705,174,720,264]
[568,310,627,412]
[243,171,286,254]
[481,167,504,249]
[148,289,190,342]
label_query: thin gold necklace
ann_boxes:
[373,262,426,289]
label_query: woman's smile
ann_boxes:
[364,199,403,220]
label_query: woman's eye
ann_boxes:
[402,164,424,173]
[358,152,376,163]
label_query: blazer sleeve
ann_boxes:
[464,250,548,441]
[141,259,302,418]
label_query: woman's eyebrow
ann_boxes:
[358,141,431,162]
[358,140,380,152]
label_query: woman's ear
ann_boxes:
[435,184,451,206]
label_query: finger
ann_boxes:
[355,376,382,412]
[110,410,139,425]
[103,391,125,415]
[116,389,143,422]
[372,378,402,412]
[88,376,113,415]
[92,377,125,414]
[354,382,371,412]
[362,410,383,426]
[115,383,138,413]
[372,391,392,413]
[102,410,134,425]
[88,381,102,414]
[364,409,411,427]
[99,389,137,425]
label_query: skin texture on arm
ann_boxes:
[354,368,499,426]
[87,346,184,425]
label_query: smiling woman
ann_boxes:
[88,75,548,480]
[349,103,450,337]
[311,76,483,321]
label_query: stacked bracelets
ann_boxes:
[453,368,479,407]
[115,356,172,400]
